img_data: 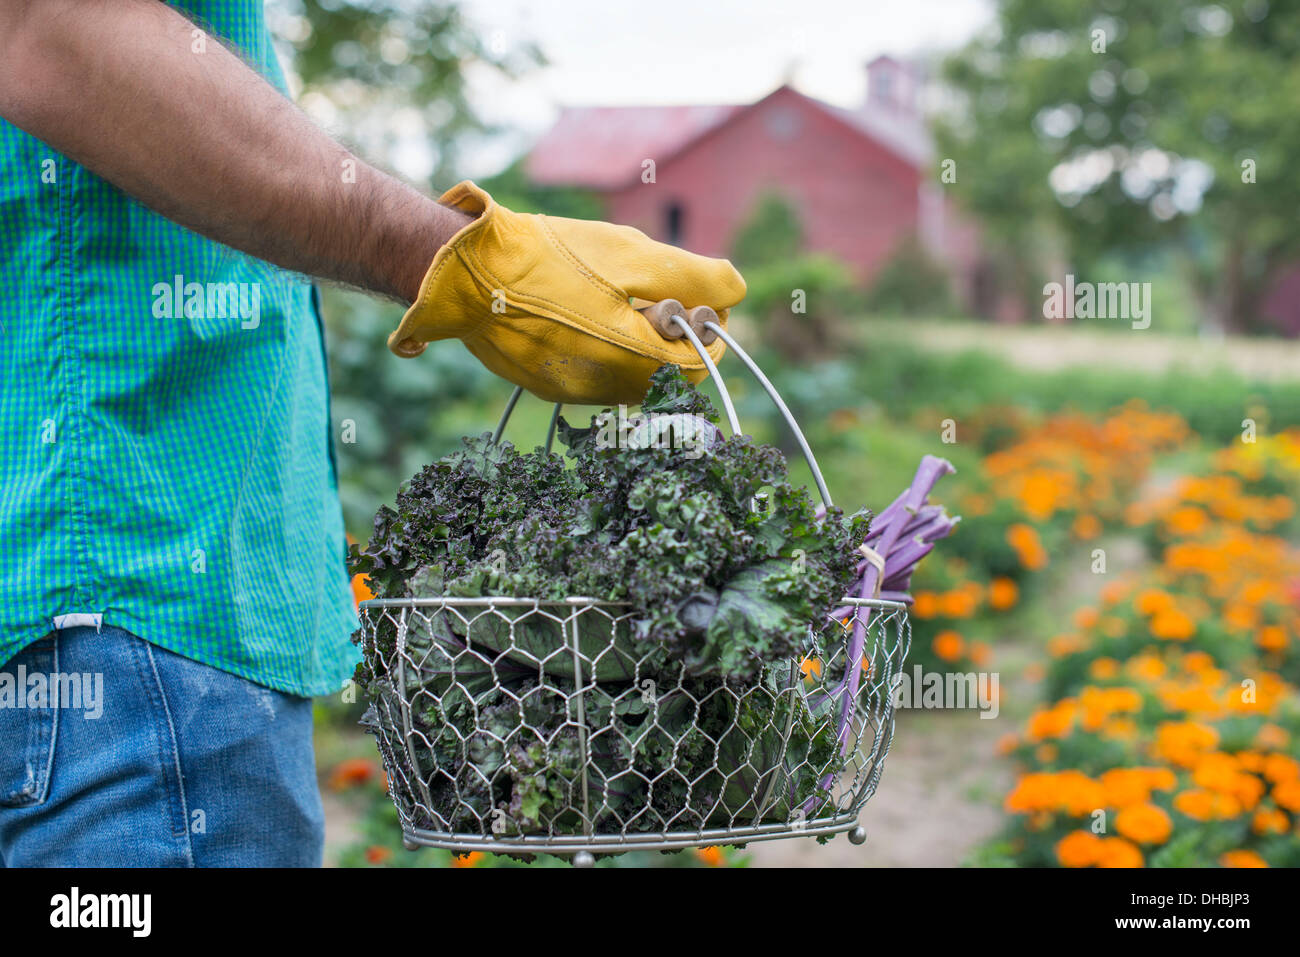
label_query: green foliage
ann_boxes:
[730,194,861,359]
[863,235,957,317]
[272,0,540,183]
[476,157,606,219]
[352,365,866,680]
[845,337,1300,444]
[740,256,861,361]
[731,192,805,269]
[937,0,1300,333]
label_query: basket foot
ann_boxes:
[848,825,867,846]
[402,837,420,852]
[572,851,596,868]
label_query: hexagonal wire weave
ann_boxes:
[356,318,912,856]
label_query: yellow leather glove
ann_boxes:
[388,181,746,405]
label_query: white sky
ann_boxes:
[455,0,995,176]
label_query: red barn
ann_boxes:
[525,57,990,311]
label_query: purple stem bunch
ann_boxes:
[802,454,959,819]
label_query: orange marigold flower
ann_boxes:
[1056,830,1103,868]
[450,851,484,868]
[351,571,375,606]
[1099,766,1174,807]
[1096,836,1144,868]
[328,757,380,791]
[1235,776,1266,810]
[1048,633,1087,658]
[1136,589,1174,615]
[1236,751,1265,773]
[1115,803,1173,845]
[1026,700,1077,740]
[1213,793,1244,819]
[932,630,965,662]
[988,576,1019,611]
[1255,724,1290,750]
[1177,788,1243,820]
[1074,606,1101,630]
[694,846,724,867]
[1079,687,1141,732]
[365,845,393,865]
[1100,768,1152,807]
[1006,523,1048,571]
[970,640,992,667]
[912,591,939,619]
[940,589,978,619]
[1262,754,1300,784]
[1273,779,1300,813]
[1152,721,1219,768]
[1219,850,1268,869]
[1251,807,1290,835]
[1223,603,1259,632]
[1173,789,1216,821]
[1089,657,1120,680]
[1005,773,1056,813]
[1127,654,1166,682]
[1256,625,1288,652]
[1150,607,1196,641]
[1072,513,1102,540]
[1164,505,1209,537]
[1192,752,1241,790]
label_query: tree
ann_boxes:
[475,157,605,219]
[270,0,540,185]
[936,0,1300,333]
[731,191,805,270]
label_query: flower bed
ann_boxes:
[995,431,1300,867]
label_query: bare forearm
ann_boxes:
[0,0,470,302]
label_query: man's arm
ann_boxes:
[0,0,473,303]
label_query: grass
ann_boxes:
[847,318,1300,442]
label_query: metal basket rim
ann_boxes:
[359,595,909,612]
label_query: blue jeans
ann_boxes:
[0,625,324,866]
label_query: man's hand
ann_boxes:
[390,181,746,405]
[0,0,471,303]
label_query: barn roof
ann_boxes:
[524,103,743,190]
[524,85,932,191]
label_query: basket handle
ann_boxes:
[489,322,834,510]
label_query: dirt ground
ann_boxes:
[745,709,1011,867]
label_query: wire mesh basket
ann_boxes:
[356,315,912,861]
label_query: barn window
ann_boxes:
[664,201,686,246]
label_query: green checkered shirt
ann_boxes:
[0,1,358,696]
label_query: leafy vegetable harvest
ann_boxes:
[352,366,867,682]
[350,366,943,840]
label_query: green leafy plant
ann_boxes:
[352,365,867,681]
[349,366,871,837]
